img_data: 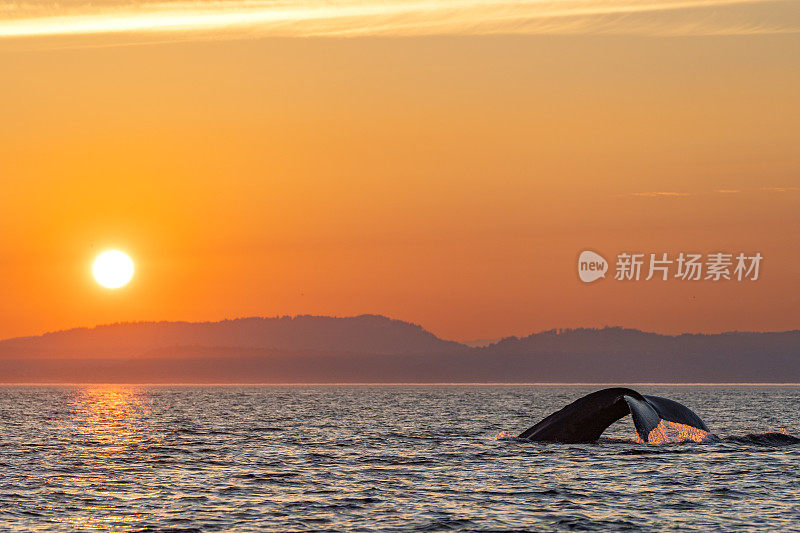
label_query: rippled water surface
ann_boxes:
[1,385,798,531]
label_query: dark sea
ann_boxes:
[0,385,798,532]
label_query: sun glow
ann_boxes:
[92,250,135,289]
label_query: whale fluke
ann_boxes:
[518,388,711,444]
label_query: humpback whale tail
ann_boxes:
[518,388,712,444]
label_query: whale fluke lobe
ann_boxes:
[624,393,710,443]
[518,388,711,444]
[518,388,642,443]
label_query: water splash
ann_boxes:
[634,419,710,444]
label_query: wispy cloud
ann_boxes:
[0,0,797,40]
[630,187,799,198]
[761,186,800,192]
[631,191,692,198]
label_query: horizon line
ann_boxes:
[2,382,800,386]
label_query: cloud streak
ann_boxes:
[632,191,692,198]
[761,186,800,192]
[0,0,797,40]
[631,186,799,198]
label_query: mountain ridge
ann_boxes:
[0,315,798,382]
[4,316,798,350]
[0,314,464,358]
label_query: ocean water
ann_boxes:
[0,385,798,532]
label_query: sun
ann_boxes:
[92,250,135,289]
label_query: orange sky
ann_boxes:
[1,1,798,341]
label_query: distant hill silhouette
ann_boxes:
[477,327,800,382]
[0,315,462,358]
[0,316,798,382]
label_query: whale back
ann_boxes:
[519,387,711,443]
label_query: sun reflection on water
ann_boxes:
[71,386,143,447]
[49,386,149,531]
